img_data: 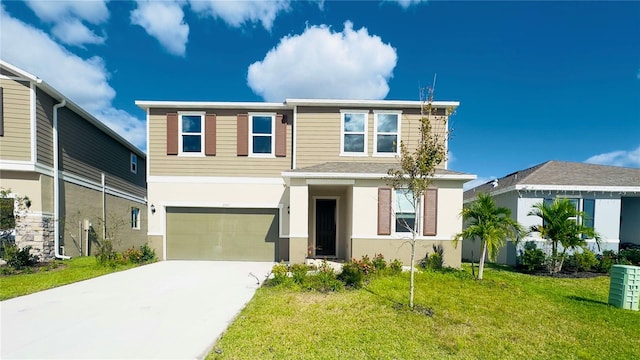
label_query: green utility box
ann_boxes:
[608,265,639,311]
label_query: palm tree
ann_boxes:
[528,199,599,274]
[454,193,525,280]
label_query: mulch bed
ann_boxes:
[0,261,68,276]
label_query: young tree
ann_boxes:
[387,85,449,308]
[528,198,599,274]
[453,193,525,280]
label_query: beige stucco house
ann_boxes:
[136,98,475,266]
[0,60,147,259]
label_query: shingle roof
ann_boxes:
[289,162,469,176]
[464,161,640,201]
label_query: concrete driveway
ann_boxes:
[1,261,273,359]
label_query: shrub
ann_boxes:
[123,247,144,263]
[566,249,599,272]
[420,244,444,271]
[619,249,640,266]
[122,245,157,264]
[270,262,289,285]
[389,259,403,274]
[596,250,617,273]
[355,255,375,275]
[372,253,387,271]
[290,263,309,285]
[2,243,38,270]
[310,260,342,292]
[518,242,546,272]
[139,244,157,263]
[338,261,365,288]
[95,240,118,266]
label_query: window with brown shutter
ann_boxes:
[275,114,286,157]
[378,187,392,235]
[423,188,438,236]
[166,112,178,155]
[205,113,216,156]
[237,114,248,156]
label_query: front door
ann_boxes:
[315,199,336,257]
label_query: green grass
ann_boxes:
[209,264,640,360]
[0,256,138,300]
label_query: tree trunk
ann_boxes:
[409,236,415,308]
[478,240,488,280]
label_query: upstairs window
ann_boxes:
[131,207,140,230]
[249,114,275,156]
[179,113,204,155]
[130,153,137,174]
[374,112,400,155]
[341,111,368,155]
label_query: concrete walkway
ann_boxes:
[1,261,273,359]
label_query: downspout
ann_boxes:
[53,99,71,259]
[101,173,106,240]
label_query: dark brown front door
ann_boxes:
[315,199,336,256]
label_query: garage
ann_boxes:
[166,207,280,261]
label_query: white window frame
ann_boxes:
[393,188,419,234]
[130,153,137,174]
[249,113,276,157]
[340,110,369,156]
[373,110,401,156]
[178,112,205,156]
[131,207,140,230]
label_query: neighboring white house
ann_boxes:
[462,161,640,265]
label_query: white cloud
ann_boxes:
[0,7,145,149]
[131,0,189,56]
[24,0,109,24]
[24,0,109,46]
[463,176,495,191]
[386,0,428,9]
[188,0,290,30]
[585,145,640,168]
[51,19,106,46]
[447,151,455,165]
[247,21,397,101]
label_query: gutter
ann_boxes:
[53,99,71,259]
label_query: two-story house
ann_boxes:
[136,99,475,266]
[0,60,147,259]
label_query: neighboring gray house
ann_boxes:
[1,60,147,259]
[462,161,640,265]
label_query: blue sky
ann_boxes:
[2,0,638,189]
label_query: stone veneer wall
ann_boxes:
[15,213,55,260]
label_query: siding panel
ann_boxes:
[296,106,448,169]
[0,78,31,161]
[58,107,146,193]
[36,88,54,167]
[149,108,292,177]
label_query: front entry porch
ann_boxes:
[307,185,352,261]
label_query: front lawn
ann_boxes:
[0,256,138,300]
[210,264,640,359]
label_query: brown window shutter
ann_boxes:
[378,187,392,235]
[205,113,216,156]
[423,188,438,236]
[275,114,286,157]
[237,114,248,156]
[166,112,178,155]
